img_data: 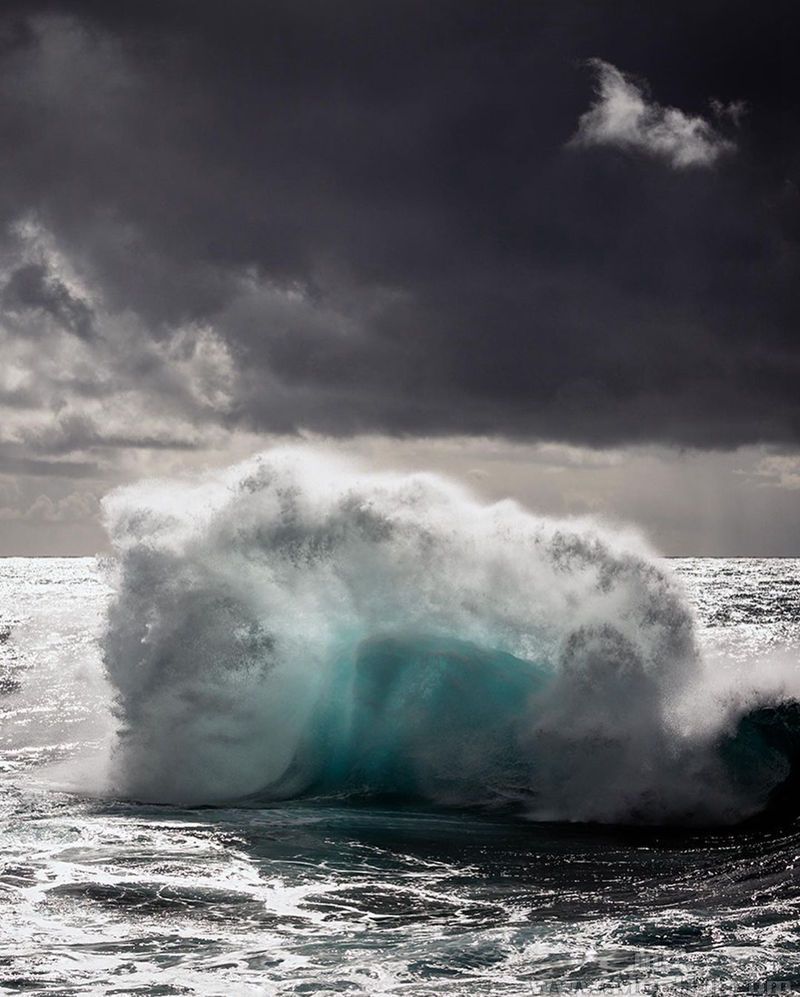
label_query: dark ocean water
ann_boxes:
[0,557,799,995]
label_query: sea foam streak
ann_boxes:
[101,449,800,823]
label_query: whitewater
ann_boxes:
[1,447,799,994]
[103,448,800,824]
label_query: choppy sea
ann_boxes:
[1,556,799,996]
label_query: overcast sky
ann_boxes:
[0,0,798,556]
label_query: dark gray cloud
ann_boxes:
[2,262,94,338]
[0,0,797,451]
[0,445,99,478]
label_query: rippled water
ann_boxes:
[1,557,799,995]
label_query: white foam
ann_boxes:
[99,447,795,822]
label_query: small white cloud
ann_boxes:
[571,59,736,169]
[0,491,99,523]
[161,324,236,413]
[748,455,800,490]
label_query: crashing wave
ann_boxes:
[101,448,800,824]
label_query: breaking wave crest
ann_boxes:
[101,448,800,824]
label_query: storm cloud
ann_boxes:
[0,0,797,462]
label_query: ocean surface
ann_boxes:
[0,555,799,996]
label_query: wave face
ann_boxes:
[102,449,799,824]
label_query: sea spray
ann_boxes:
[101,448,799,822]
